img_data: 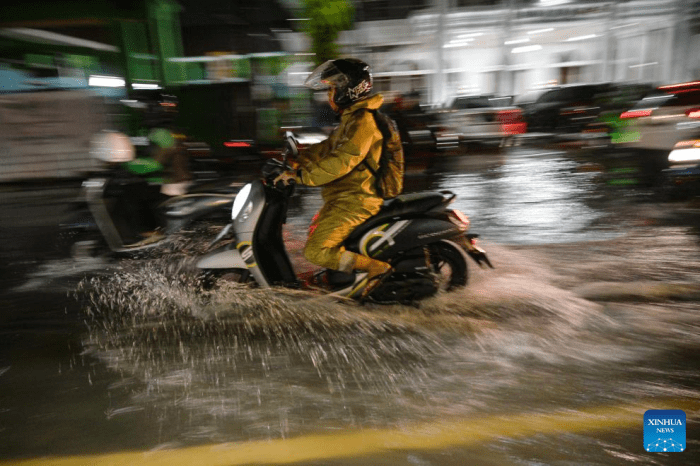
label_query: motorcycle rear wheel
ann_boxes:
[426,241,468,291]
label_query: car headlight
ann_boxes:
[669,147,700,165]
[231,183,252,220]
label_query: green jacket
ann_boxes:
[296,94,385,214]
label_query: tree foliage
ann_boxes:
[302,0,354,66]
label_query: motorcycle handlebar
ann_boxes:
[259,131,301,192]
[261,158,288,179]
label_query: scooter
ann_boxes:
[59,132,242,257]
[196,133,492,303]
[59,174,242,257]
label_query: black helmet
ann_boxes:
[304,58,373,109]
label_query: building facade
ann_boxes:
[333,0,700,105]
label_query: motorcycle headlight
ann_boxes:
[231,183,252,220]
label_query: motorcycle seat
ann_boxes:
[346,191,452,245]
[381,191,450,216]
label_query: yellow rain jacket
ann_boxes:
[296,94,385,271]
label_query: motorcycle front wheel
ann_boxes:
[426,241,468,291]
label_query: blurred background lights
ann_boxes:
[88,75,125,88]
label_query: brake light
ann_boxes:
[496,109,522,123]
[224,141,252,148]
[673,140,700,149]
[450,209,470,230]
[685,108,700,119]
[497,109,527,134]
[620,109,653,119]
[658,81,700,90]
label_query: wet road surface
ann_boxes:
[1,145,700,465]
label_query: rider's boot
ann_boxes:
[352,254,393,299]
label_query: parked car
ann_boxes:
[661,135,700,197]
[434,94,527,148]
[518,83,612,133]
[615,81,700,153]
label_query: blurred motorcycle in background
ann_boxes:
[59,131,241,258]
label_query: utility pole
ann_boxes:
[432,0,447,106]
[497,0,515,96]
[602,1,618,82]
[673,0,692,82]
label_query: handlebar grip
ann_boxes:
[274,177,296,192]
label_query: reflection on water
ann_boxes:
[422,149,616,245]
[285,148,618,250]
[69,147,700,463]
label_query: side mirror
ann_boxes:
[284,131,299,160]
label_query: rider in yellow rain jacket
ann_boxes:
[276,59,394,296]
[297,93,385,268]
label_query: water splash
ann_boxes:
[71,205,700,448]
[74,237,621,444]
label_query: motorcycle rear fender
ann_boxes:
[463,234,494,268]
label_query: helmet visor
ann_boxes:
[304,60,349,90]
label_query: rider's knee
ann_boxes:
[303,241,337,270]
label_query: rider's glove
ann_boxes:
[273,170,298,186]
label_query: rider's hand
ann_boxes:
[273,170,297,186]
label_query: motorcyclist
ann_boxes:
[275,58,394,297]
[127,93,192,196]
[115,93,192,245]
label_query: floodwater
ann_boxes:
[2,146,700,465]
